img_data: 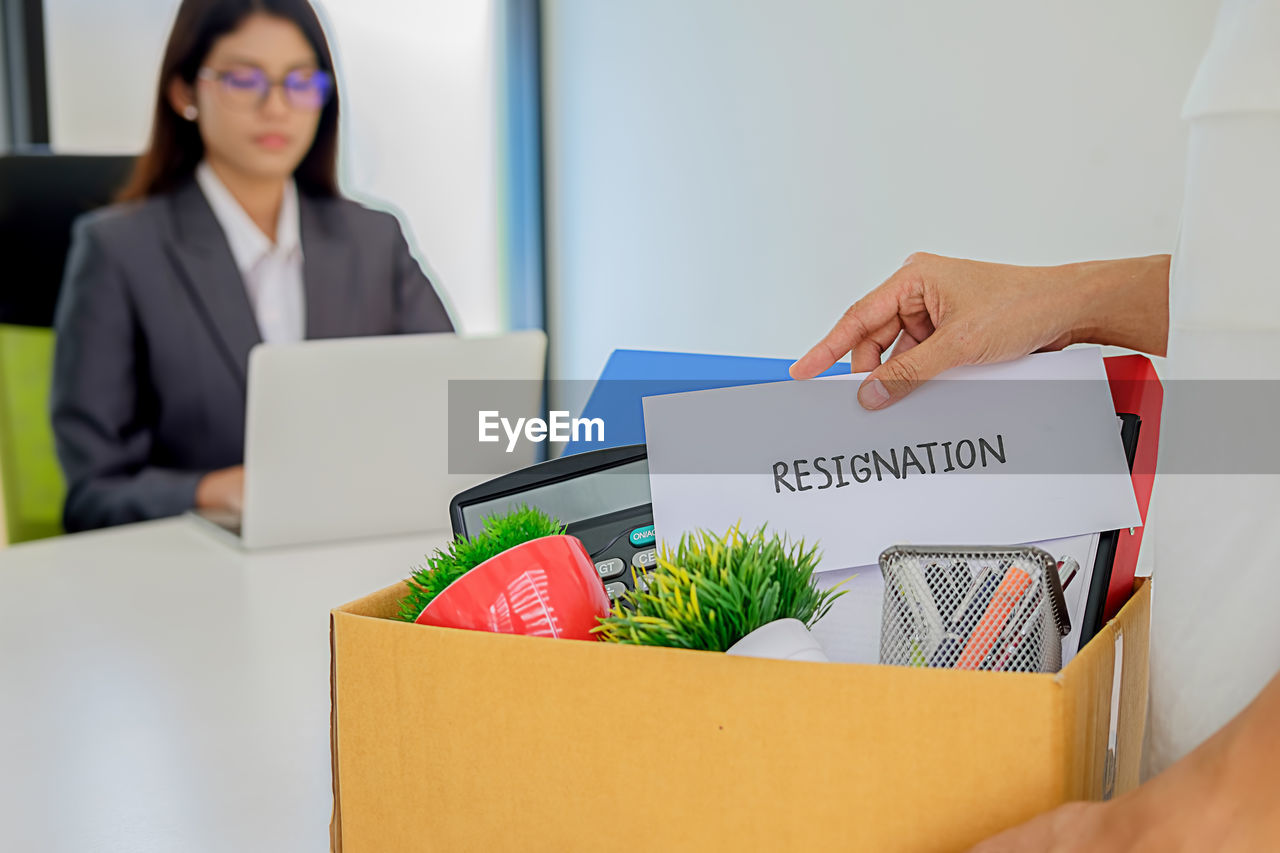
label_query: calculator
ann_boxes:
[448,444,656,602]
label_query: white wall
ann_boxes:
[542,0,1221,387]
[41,0,504,333]
[43,0,178,153]
[319,0,503,333]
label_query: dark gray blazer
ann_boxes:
[52,179,453,532]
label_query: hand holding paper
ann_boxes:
[789,252,1170,410]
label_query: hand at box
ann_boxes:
[967,801,1117,852]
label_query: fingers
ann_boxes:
[899,310,936,348]
[857,330,963,410]
[789,278,910,379]
[850,318,904,373]
[964,817,1044,852]
[887,329,922,360]
[854,327,920,379]
[965,802,1099,853]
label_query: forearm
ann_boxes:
[63,467,203,532]
[1109,671,1280,850]
[1060,255,1170,356]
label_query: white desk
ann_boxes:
[0,517,450,852]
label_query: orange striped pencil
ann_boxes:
[955,566,1034,670]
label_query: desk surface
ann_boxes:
[0,517,449,853]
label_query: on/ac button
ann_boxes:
[628,525,655,548]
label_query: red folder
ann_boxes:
[1102,354,1162,620]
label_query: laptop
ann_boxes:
[193,331,546,549]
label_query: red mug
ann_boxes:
[415,535,611,641]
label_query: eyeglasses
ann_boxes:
[197,66,333,111]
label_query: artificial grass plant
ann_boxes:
[592,524,843,651]
[397,504,566,622]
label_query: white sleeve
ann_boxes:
[1182,0,1280,119]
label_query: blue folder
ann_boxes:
[560,349,850,456]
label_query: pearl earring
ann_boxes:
[182,105,199,121]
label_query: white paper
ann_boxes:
[642,348,1141,575]
[1059,532,1101,666]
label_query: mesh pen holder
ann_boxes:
[879,545,1070,673]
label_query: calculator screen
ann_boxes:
[460,458,651,532]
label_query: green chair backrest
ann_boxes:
[0,324,64,544]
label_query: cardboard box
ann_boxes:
[329,578,1149,852]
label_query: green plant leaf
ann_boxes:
[593,525,844,651]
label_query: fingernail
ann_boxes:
[858,378,889,410]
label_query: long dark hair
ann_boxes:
[117,0,340,201]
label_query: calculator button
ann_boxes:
[628,525,656,548]
[634,573,650,593]
[632,549,657,570]
[595,558,626,580]
[604,582,629,600]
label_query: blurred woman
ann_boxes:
[52,0,452,531]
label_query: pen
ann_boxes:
[895,559,946,662]
[924,560,965,620]
[956,565,1034,670]
[992,598,1046,672]
[928,567,999,668]
[1057,557,1079,590]
[979,581,1039,670]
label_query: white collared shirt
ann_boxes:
[1145,0,1280,777]
[195,161,306,344]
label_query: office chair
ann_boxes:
[0,151,134,544]
[0,324,63,544]
[0,151,134,326]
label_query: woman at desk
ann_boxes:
[52,0,453,532]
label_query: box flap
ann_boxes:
[331,582,412,851]
[1057,580,1151,801]
[335,581,408,619]
[1113,580,1151,794]
[330,612,343,853]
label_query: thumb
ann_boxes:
[857,333,959,410]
